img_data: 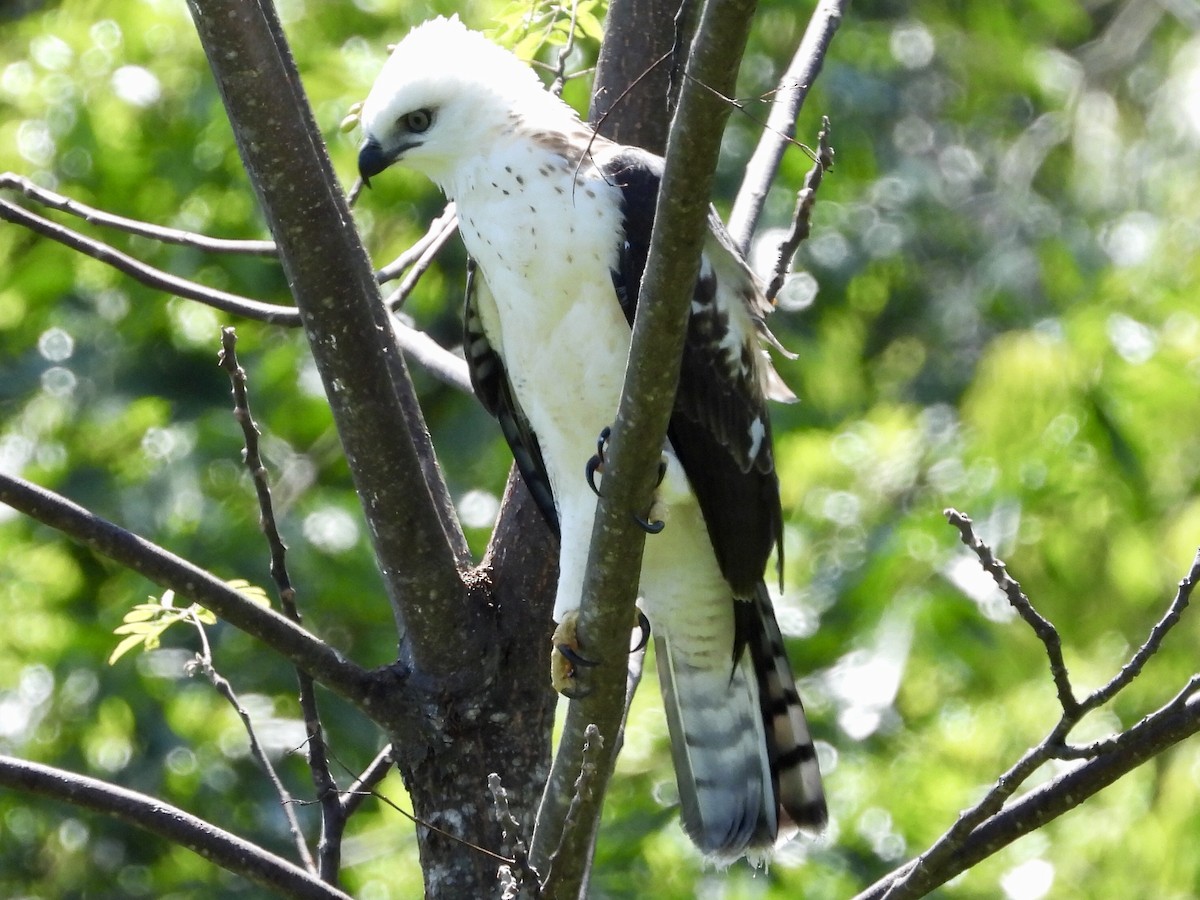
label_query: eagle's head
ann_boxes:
[358,16,574,190]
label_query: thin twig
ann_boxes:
[0,172,277,255]
[0,198,300,324]
[728,0,848,251]
[185,613,316,874]
[219,328,345,884]
[549,0,582,97]
[382,213,461,310]
[339,744,394,818]
[765,117,833,302]
[375,203,457,284]
[542,724,604,889]
[1,194,475,395]
[488,773,543,899]
[945,508,1078,715]
[1081,546,1200,711]
[367,792,516,866]
[219,329,295,602]
[0,756,352,900]
[318,743,515,868]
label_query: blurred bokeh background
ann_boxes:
[2,0,1199,897]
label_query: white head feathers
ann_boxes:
[358,17,580,188]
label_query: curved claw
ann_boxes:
[554,642,598,699]
[559,681,594,700]
[596,425,612,458]
[631,511,666,534]
[585,455,603,497]
[654,455,668,489]
[584,426,613,497]
[631,611,651,653]
[556,642,599,669]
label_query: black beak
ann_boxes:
[357,137,391,187]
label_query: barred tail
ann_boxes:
[654,583,825,864]
[745,582,827,837]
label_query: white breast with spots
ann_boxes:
[453,139,629,451]
[448,136,729,638]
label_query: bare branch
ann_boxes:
[764,117,833,302]
[0,172,276,255]
[489,773,543,899]
[220,327,344,883]
[1081,546,1200,711]
[375,203,458,284]
[540,724,605,895]
[391,318,472,394]
[549,0,582,97]
[0,197,300,324]
[945,508,1078,714]
[1056,674,1200,760]
[0,755,351,900]
[382,212,461,310]
[863,526,1200,900]
[858,689,1200,900]
[339,744,394,818]
[188,0,479,685]
[2,193,473,397]
[220,328,296,602]
[0,472,375,713]
[187,635,317,875]
[728,0,848,251]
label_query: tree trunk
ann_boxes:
[403,480,559,895]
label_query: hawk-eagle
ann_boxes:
[358,16,826,862]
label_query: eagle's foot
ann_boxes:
[585,426,612,498]
[586,429,669,533]
[551,611,598,698]
[551,609,652,696]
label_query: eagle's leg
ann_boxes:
[550,608,653,697]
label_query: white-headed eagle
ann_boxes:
[358,16,826,862]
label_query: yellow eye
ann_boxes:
[403,109,433,133]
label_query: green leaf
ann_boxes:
[225,578,271,608]
[107,633,149,666]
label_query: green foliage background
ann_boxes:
[2,0,1199,897]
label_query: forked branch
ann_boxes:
[852,512,1200,900]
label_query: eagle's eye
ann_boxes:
[403,109,433,134]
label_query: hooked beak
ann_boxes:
[357,136,393,187]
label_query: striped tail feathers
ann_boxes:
[655,630,776,863]
[655,584,826,865]
[744,582,828,836]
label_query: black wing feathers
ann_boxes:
[464,259,560,535]
[599,148,784,599]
